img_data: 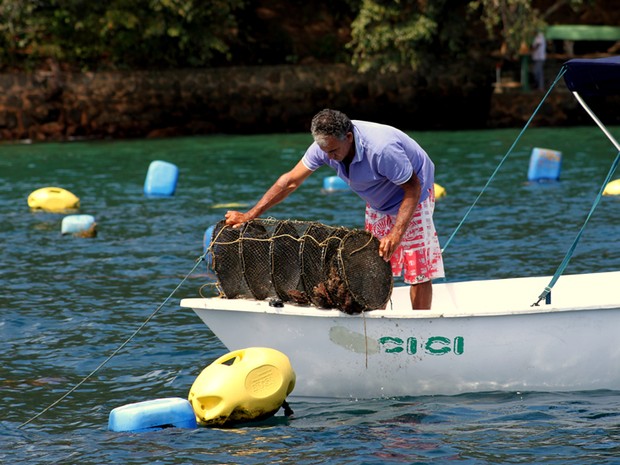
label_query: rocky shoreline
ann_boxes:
[0,62,615,143]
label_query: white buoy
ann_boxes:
[528,148,562,181]
[61,214,96,236]
[144,160,179,197]
[108,398,197,433]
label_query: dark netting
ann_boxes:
[335,230,393,312]
[299,223,337,307]
[211,220,252,299]
[270,220,309,303]
[312,227,348,309]
[240,220,276,300]
[209,219,393,313]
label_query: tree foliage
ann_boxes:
[0,0,596,72]
[347,0,470,73]
[469,0,538,58]
[347,0,591,72]
[468,0,585,58]
[0,0,245,70]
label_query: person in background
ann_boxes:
[532,29,547,91]
[225,108,445,310]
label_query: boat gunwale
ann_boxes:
[180,297,620,320]
[182,270,620,319]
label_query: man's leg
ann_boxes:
[410,281,432,309]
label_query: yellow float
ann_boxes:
[28,187,80,212]
[603,179,620,196]
[211,202,249,209]
[188,347,296,427]
[434,183,447,199]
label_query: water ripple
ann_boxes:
[2,129,620,464]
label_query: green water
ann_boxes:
[1,126,620,464]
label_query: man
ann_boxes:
[225,109,444,309]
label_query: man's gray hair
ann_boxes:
[310,109,353,141]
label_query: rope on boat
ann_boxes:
[440,67,567,255]
[17,253,208,429]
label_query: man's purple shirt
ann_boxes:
[302,120,435,215]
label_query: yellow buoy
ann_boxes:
[434,183,447,199]
[188,347,296,427]
[211,202,249,209]
[28,187,80,212]
[603,179,620,196]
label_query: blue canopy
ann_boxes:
[563,56,620,96]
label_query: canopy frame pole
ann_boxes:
[533,91,620,306]
[572,91,620,151]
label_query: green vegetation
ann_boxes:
[0,0,598,73]
[0,0,246,70]
[348,0,481,73]
[469,0,585,58]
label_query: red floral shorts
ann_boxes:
[365,189,445,284]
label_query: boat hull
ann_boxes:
[181,271,620,398]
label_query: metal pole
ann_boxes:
[572,91,620,152]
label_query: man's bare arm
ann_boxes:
[225,160,314,228]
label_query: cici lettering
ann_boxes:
[378,336,464,356]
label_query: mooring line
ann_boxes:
[441,67,567,255]
[17,253,208,429]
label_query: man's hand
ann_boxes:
[377,174,420,261]
[379,232,400,261]
[225,210,251,229]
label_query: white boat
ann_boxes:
[182,271,620,398]
[181,56,620,399]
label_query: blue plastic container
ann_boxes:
[203,224,215,270]
[322,176,350,192]
[61,214,96,235]
[528,148,562,181]
[108,397,197,432]
[144,160,179,197]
